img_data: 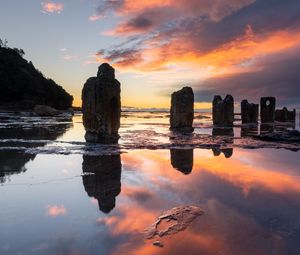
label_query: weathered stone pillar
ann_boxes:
[82,154,121,213]
[241,100,258,124]
[260,97,275,123]
[212,95,234,126]
[170,87,194,131]
[170,149,193,175]
[82,63,121,143]
[275,107,296,122]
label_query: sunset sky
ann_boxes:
[1,0,300,109]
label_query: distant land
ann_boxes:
[0,40,73,110]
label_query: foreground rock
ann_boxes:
[260,97,276,123]
[82,63,121,143]
[212,95,234,126]
[144,206,204,239]
[241,100,258,124]
[275,107,296,122]
[170,87,194,132]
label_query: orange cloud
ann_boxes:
[41,1,64,14]
[46,205,67,217]
[109,0,255,23]
[96,26,300,77]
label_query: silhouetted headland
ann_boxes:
[0,41,73,111]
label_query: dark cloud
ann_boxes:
[127,16,153,29]
[99,0,300,55]
[194,47,300,108]
[98,47,143,67]
[199,0,300,51]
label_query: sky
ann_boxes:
[0,0,300,109]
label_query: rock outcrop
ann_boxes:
[170,149,193,174]
[82,154,121,214]
[144,206,204,240]
[34,105,58,116]
[82,63,121,143]
[260,97,276,123]
[275,107,296,122]
[212,95,234,126]
[241,100,259,124]
[0,46,73,110]
[170,87,194,131]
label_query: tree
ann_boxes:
[0,38,8,48]
[13,48,25,57]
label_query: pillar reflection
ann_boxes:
[82,154,122,214]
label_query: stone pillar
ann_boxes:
[82,154,121,213]
[241,100,258,124]
[170,149,193,175]
[275,107,296,122]
[82,63,121,143]
[260,97,275,123]
[170,87,194,131]
[212,95,234,126]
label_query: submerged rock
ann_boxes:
[241,100,258,124]
[275,107,296,122]
[254,130,300,143]
[260,97,276,123]
[241,126,259,137]
[34,105,58,116]
[82,63,121,143]
[212,95,234,126]
[170,87,194,132]
[144,206,204,239]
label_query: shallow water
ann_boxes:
[0,111,300,255]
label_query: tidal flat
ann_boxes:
[1,110,300,255]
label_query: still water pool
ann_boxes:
[0,111,300,255]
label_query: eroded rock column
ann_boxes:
[82,63,121,143]
[170,87,194,132]
[212,95,234,126]
[260,97,275,123]
[275,107,296,122]
[241,100,259,124]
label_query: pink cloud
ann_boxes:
[88,14,104,22]
[46,205,67,217]
[41,1,64,14]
